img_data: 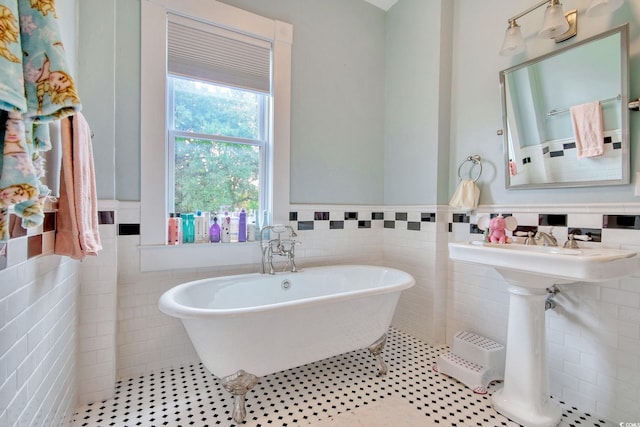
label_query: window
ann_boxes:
[168,77,267,214]
[140,0,292,271]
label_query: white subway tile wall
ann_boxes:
[3,200,639,425]
[0,254,79,426]
[0,200,118,425]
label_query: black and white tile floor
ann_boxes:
[72,328,612,426]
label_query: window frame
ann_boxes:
[140,0,292,272]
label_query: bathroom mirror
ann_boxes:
[499,24,629,189]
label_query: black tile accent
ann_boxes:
[98,210,115,225]
[603,215,640,230]
[314,211,329,221]
[43,212,56,232]
[371,212,384,220]
[549,150,564,158]
[407,221,421,231]
[28,235,42,258]
[329,221,344,230]
[470,223,484,234]
[118,223,140,236]
[421,212,436,222]
[289,211,298,221]
[539,214,567,227]
[513,225,537,235]
[384,220,395,229]
[613,142,622,150]
[344,212,358,220]
[604,136,612,144]
[563,142,576,150]
[297,221,314,231]
[395,212,407,221]
[568,227,602,243]
[448,222,453,232]
[452,213,469,223]
[9,214,26,239]
[358,220,371,229]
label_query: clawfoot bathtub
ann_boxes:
[159,264,415,423]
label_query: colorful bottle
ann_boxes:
[262,210,269,239]
[221,211,231,243]
[254,211,261,241]
[230,209,239,242]
[247,210,255,242]
[168,213,180,245]
[183,213,195,243]
[238,208,247,242]
[175,213,183,244]
[209,216,221,242]
[194,211,205,243]
[201,211,211,242]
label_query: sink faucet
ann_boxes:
[260,225,299,274]
[535,231,558,247]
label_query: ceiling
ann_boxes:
[363,0,398,11]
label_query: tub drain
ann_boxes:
[281,279,291,290]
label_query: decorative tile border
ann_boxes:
[0,210,116,271]
[288,210,438,232]
[450,209,640,246]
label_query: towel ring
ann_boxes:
[457,155,482,182]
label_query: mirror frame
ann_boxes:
[499,24,630,190]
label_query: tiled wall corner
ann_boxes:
[76,200,119,405]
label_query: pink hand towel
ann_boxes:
[54,112,101,259]
[570,101,604,158]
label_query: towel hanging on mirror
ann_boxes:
[570,101,604,158]
[449,179,480,212]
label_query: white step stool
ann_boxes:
[433,331,505,394]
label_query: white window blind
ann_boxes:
[167,13,271,93]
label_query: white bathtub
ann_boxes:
[159,264,415,422]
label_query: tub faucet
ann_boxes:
[260,225,299,274]
[535,230,558,247]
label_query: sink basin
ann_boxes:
[449,240,638,284]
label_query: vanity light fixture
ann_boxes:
[585,0,623,17]
[499,0,577,56]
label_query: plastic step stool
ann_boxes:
[433,331,505,394]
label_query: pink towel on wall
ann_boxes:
[569,101,604,159]
[54,112,101,259]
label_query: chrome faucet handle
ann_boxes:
[515,230,537,245]
[523,231,536,245]
[535,231,558,247]
[563,234,579,249]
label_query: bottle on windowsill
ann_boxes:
[209,216,221,243]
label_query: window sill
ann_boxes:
[139,241,262,272]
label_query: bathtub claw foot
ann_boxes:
[221,370,260,423]
[368,334,388,376]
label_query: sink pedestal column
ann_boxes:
[492,273,562,427]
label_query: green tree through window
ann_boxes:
[169,76,266,214]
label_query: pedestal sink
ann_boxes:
[449,241,638,427]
